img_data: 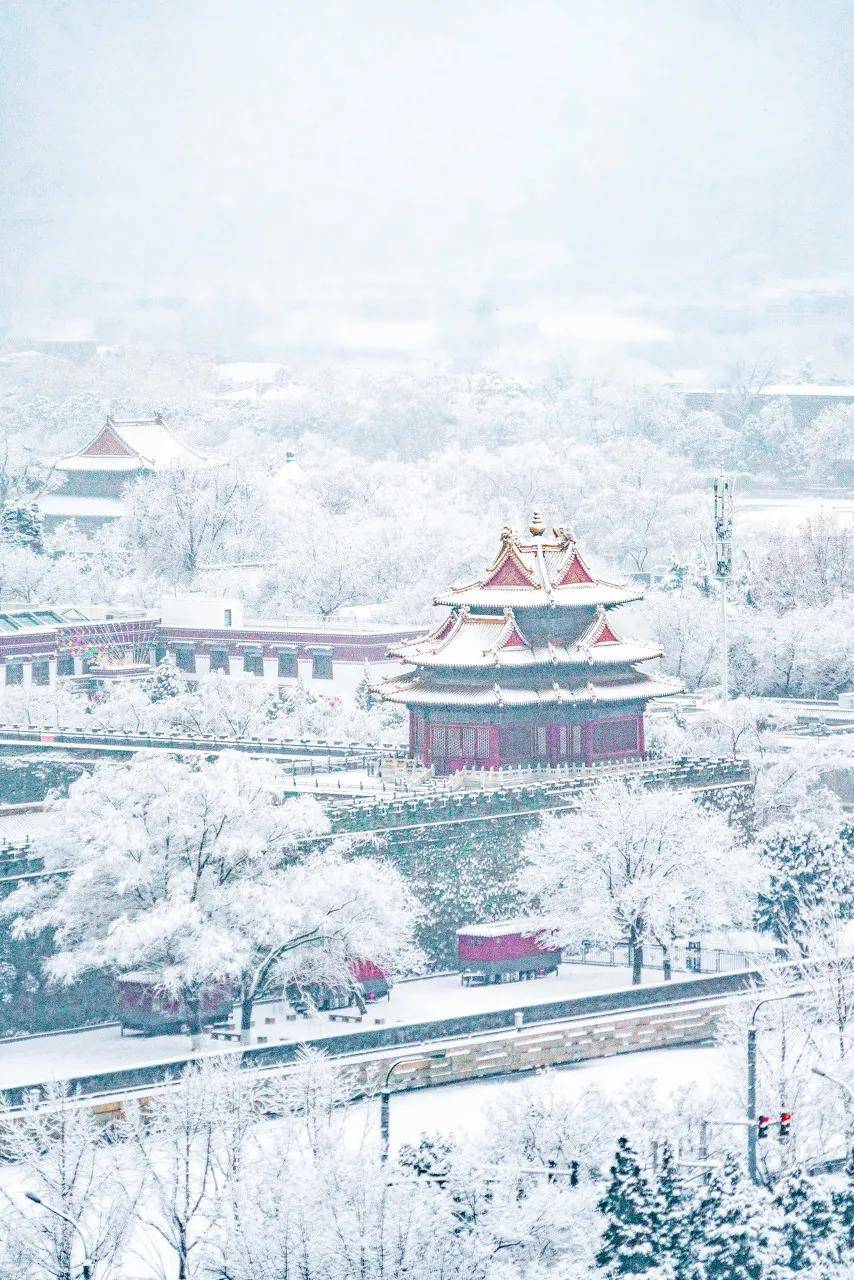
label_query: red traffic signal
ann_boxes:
[779,1111,792,1139]
[757,1115,771,1140]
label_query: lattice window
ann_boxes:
[570,724,582,758]
[175,646,196,674]
[32,659,50,686]
[411,713,424,749]
[278,650,298,678]
[5,663,22,686]
[462,726,476,756]
[243,651,263,677]
[57,653,74,677]
[210,648,230,674]
[475,727,490,759]
[534,726,548,757]
[592,718,638,756]
[312,653,333,680]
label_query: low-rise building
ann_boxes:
[0,598,417,700]
[39,413,205,528]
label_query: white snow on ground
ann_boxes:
[0,964,680,1090]
[379,1043,724,1153]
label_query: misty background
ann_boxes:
[2,0,852,379]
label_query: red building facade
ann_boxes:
[380,515,680,774]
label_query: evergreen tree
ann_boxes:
[143,657,185,702]
[773,1166,835,1273]
[695,1153,771,1280]
[355,667,376,710]
[597,1136,658,1276]
[755,822,850,949]
[652,1141,694,1279]
[832,1146,854,1261]
[0,501,43,551]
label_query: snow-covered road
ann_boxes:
[0,964,678,1091]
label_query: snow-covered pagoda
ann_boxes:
[40,413,205,528]
[380,514,680,774]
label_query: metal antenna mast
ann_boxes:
[713,476,734,701]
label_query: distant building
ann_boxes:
[39,413,205,528]
[379,515,680,774]
[679,384,854,425]
[0,597,417,701]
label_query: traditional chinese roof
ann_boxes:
[378,512,683,714]
[434,517,642,610]
[389,606,662,670]
[56,415,205,473]
[380,668,681,708]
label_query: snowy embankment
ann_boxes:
[0,964,671,1091]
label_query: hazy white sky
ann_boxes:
[1,0,851,341]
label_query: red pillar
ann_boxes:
[582,720,594,766]
[546,723,560,767]
[488,725,501,769]
[637,714,645,758]
[408,711,416,757]
[422,714,431,768]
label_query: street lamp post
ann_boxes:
[379,1050,446,1162]
[25,1192,93,1280]
[747,990,806,1184]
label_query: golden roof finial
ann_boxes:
[529,511,546,537]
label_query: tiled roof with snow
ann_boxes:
[435,520,642,610]
[380,670,682,708]
[56,416,205,472]
[389,607,662,670]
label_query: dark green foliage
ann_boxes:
[355,669,376,710]
[773,1166,835,1272]
[597,1136,658,1275]
[652,1140,694,1278]
[832,1147,854,1259]
[0,501,43,551]
[398,1132,454,1180]
[695,1153,770,1280]
[755,822,850,948]
[142,658,184,702]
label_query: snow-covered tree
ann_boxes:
[596,1136,658,1275]
[518,778,759,984]
[773,1166,836,1274]
[755,821,851,951]
[694,1153,772,1280]
[0,1081,133,1280]
[651,1140,694,1278]
[3,752,419,1046]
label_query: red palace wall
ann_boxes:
[410,710,644,773]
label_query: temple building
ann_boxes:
[40,413,205,528]
[379,514,681,774]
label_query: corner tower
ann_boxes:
[380,514,680,774]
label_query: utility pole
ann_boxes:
[713,476,733,701]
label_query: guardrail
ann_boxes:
[0,968,762,1109]
[0,723,405,761]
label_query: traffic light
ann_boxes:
[779,1111,792,1139]
[757,1114,771,1140]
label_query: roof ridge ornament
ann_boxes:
[553,525,575,545]
[500,525,516,543]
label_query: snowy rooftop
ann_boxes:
[433,517,641,611]
[390,608,662,670]
[56,415,205,472]
[39,494,126,519]
[456,918,556,938]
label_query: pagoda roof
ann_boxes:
[389,607,662,670]
[380,668,681,709]
[435,518,641,609]
[56,415,205,473]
